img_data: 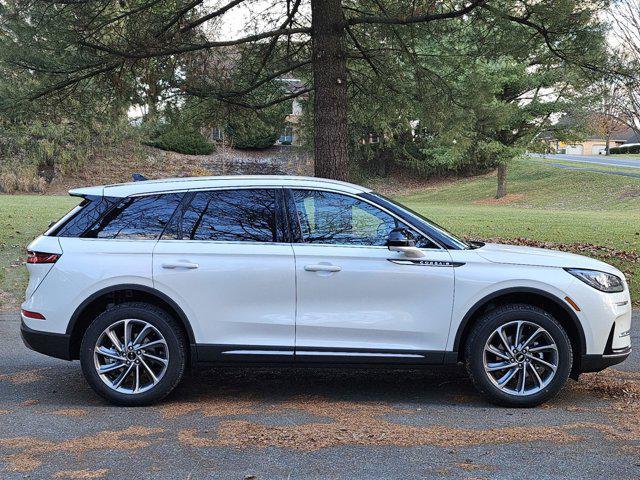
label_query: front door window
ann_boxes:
[291,189,436,248]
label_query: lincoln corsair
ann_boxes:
[20,176,632,406]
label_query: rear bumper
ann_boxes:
[579,348,631,373]
[20,321,72,360]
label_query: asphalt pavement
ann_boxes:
[1,311,638,480]
[531,153,640,169]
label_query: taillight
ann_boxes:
[27,251,60,264]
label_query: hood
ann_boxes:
[475,243,620,274]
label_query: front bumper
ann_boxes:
[579,347,632,373]
[21,320,72,360]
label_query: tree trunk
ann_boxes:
[496,163,508,198]
[605,136,610,156]
[311,0,349,181]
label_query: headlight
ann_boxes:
[565,268,624,293]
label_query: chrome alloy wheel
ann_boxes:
[483,320,559,396]
[93,319,169,394]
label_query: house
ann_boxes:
[556,127,640,155]
[200,76,309,148]
[549,114,640,155]
[189,46,309,148]
[276,78,307,146]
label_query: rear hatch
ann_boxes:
[23,194,97,300]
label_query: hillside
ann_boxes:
[44,143,314,194]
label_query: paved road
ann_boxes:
[1,311,638,480]
[530,153,640,169]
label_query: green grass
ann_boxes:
[609,154,640,159]
[396,204,639,252]
[397,158,640,212]
[0,195,78,310]
[0,158,638,310]
[394,158,640,303]
[532,158,640,176]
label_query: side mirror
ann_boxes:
[387,228,415,247]
[386,228,425,258]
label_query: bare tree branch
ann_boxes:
[79,26,311,59]
[29,62,123,100]
[178,0,250,34]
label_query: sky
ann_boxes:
[213,0,310,38]
[216,0,625,41]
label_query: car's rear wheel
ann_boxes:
[80,302,186,406]
[465,304,572,407]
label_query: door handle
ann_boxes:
[304,264,342,273]
[161,261,199,270]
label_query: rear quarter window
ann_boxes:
[51,197,119,237]
[83,193,184,240]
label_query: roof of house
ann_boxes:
[69,175,371,198]
[552,114,640,143]
[619,127,640,143]
[276,78,308,94]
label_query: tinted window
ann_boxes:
[365,192,468,249]
[52,197,119,238]
[173,189,281,242]
[84,193,184,240]
[292,190,435,248]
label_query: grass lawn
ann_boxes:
[0,158,638,310]
[0,195,77,311]
[531,158,640,176]
[608,154,640,160]
[394,158,639,304]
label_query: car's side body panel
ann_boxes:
[21,236,155,334]
[446,248,632,355]
[293,244,456,355]
[152,240,296,349]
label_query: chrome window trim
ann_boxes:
[109,185,444,250]
[154,239,293,247]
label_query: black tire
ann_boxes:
[80,302,186,406]
[464,303,572,407]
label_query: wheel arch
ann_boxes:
[66,284,196,363]
[453,287,586,370]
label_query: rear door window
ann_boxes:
[83,193,184,240]
[168,189,282,242]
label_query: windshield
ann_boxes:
[367,193,474,250]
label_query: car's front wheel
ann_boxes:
[80,302,186,406]
[465,304,573,407]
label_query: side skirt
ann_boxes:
[195,344,458,367]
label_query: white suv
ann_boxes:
[20,176,632,406]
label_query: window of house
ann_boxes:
[173,189,281,243]
[211,127,224,141]
[291,190,435,248]
[84,193,184,240]
[280,126,294,144]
